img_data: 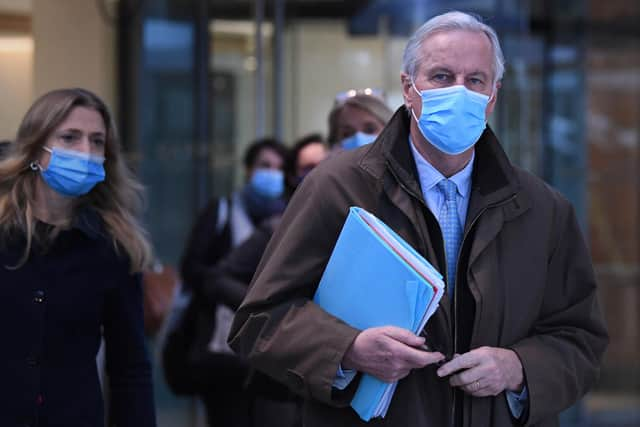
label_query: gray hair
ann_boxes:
[402,11,505,85]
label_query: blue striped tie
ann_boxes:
[437,179,462,298]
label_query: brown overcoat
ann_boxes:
[229,107,608,427]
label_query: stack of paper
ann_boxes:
[313,207,444,421]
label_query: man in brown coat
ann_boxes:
[229,11,608,427]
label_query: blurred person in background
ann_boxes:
[180,138,289,291]
[0,88,156,427]
[327,90,393,151]
[196,133,328,427]
[285,133,327,197]
[203,133,328,313]
[165,138,288,427]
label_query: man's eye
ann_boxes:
[433,74,450,82]
[469,77,483,85]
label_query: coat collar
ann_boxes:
[361,105,529,222]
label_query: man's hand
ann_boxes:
[436,346,524,397]
[342,326,445,383]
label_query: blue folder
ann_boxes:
[313,207,444,421]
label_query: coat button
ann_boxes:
[33,290,45,303]
[26,355,39,367]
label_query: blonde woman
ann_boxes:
[0,88,156,426]
[327,92,393,150]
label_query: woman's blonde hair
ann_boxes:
[327,93,393,146]
[0,88,152,272]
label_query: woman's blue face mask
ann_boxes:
[411,84,492,155]
[340,131,378,151]
[32,146,105,197]
[249,168,284,199]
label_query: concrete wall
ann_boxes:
[32,0,116,111]
[0,0,116,139]
[0,36,33,140]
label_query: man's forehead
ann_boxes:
[416,30,494,72]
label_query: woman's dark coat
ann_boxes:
[0,212,155,427]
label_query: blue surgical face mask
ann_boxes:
[32,146,105,197]
[249,168,284,199]
[411,84,491,155]
[340,131,378,151]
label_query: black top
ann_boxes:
[180,197,232,294]
[0,210,156,427]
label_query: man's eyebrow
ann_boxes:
[468,70,490,78]
[424,66,454,74]
[423,66,491,78]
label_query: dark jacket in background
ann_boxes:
[171,194,251,395]
[229,107,608,427]
[174,193,268,427]
[201,216,280,311]
[0,211,155,427]
[180,196,233,294]
[204,216,303,427]
[203,216,300,399]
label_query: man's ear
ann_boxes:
[485,81,501,117]
[400,73,414,110]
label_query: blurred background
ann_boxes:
[0,0,637,426]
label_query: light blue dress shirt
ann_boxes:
[408,136,473,227]
[334,138,527,419]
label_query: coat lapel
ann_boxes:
[464,127,526,269]
[370,108,454,340]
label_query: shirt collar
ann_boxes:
[409,136,475,200]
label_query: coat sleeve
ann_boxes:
[228,169,361,406]
[103,269,157,427]
[510,201,608,426]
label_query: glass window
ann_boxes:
[209,18,275,193]
[140,18,196,264]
